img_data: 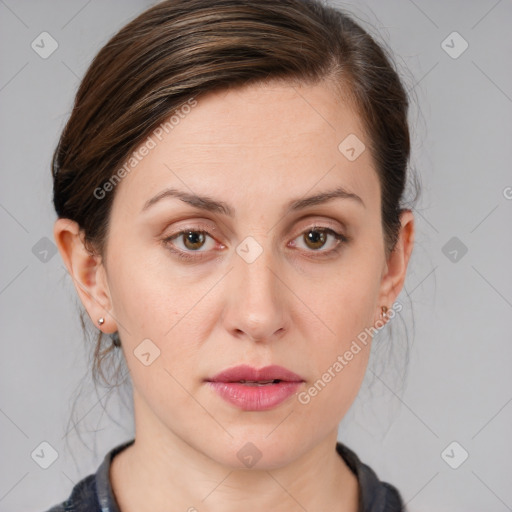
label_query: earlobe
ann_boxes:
[53,218,117,334]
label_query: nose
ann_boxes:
[222,243,289,343]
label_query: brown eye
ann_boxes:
[290,226,348,257]
[162,227,217,261]
[181,231,206,250]
[303,229,328,250]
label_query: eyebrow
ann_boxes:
[141,185,365,216]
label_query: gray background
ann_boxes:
[1,0,511,510]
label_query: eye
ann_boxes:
[163,228,217,260]
[162,224,348,262]
[290,226,348,256]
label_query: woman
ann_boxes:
[47,0,417,510]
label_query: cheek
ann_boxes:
[298,257,381,352]
[107,237,195,336]
[291,252,381,414]
[294,292,373,432]
[107,249,216,384]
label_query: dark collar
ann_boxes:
[95,438,134,512]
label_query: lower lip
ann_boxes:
[206,381,303,411]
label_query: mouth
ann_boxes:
[206,364,304,384]
[230,379,283,386]
[205,364,305,411]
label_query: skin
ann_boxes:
[54,80,414,512]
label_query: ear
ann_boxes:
[376,209,415,318]
[53,218,117,334]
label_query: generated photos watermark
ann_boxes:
[297,300,402,405]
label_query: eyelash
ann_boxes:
[162,224,349,262]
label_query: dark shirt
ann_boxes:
[43,439,406,512]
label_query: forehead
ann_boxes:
[112,80,378,215]
[166,80,362,146]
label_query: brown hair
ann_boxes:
[53,0,420,438]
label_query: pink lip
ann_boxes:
[206,364,305,411]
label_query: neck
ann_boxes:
[110,394,359,512]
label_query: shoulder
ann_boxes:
[41,473,98,512]
[40,439,135,512]
[380,482,406,511]
[336,442,407,512]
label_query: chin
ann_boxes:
[199,430,305,471]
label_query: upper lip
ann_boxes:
[207,364,304,383]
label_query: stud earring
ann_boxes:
[380,306,389,320]
[98,317,105,326]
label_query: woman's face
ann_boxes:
[63,80,413,469]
